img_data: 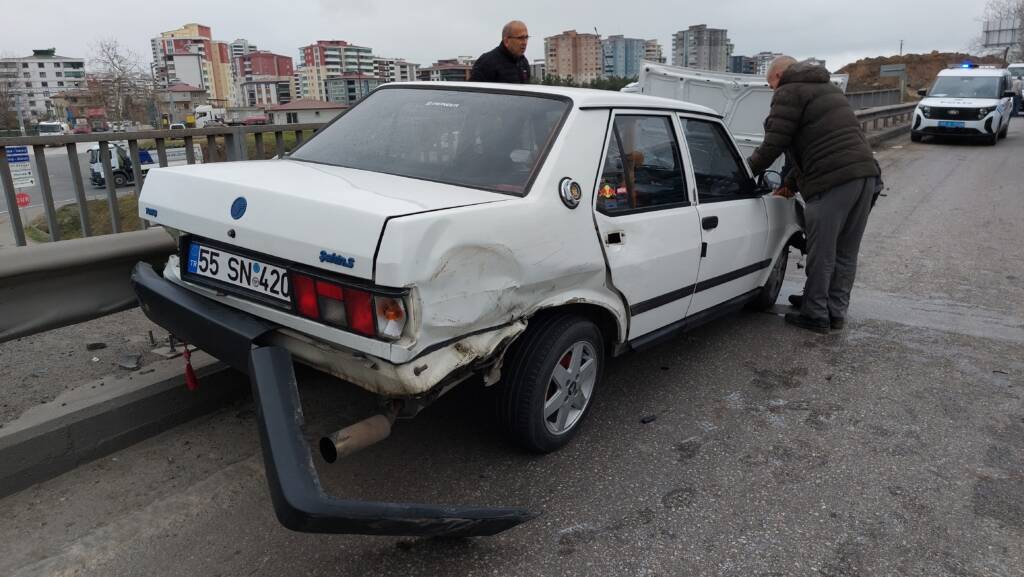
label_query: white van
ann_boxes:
[912,65,1014,145]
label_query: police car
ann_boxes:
[912,65,1014,144]
[131,83,800,537]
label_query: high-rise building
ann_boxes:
[373,57,419,83]
[545,30,603,84]
[417,59,473,82]
[729,55,757,74]
[229,39,258,60]
[671,25,733,71]
[235,51,294,107]
[602,35,646,79]
[298,40,375,100]
[0,48,86,121]
[752,51,784,76]
[645,39,666,64]
[324,74,383,105]
[531,59,547,80]
[150,23,234,106]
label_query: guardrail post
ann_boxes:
[206,135,218,162]
[254,132,265,159]
[0,146,27,246]
[294,130,305,148]
[127,139,149,230]
[275,131,285,158]
[155,138,168,167]
[98,140,121,234]
[224,127,247,162]
[32,144,61,242]
[65,142,91,238]
[184,136,196,165]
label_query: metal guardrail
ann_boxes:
[0,228,175,342]
[0,103,918,343]
[854,103,917,133]
[0,123,327,247]
[846,89,903,110]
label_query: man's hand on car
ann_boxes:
[773,185,794,198]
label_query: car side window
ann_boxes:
[681,118,755,202]
[596,115,688,214]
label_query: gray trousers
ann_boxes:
[801,177,875,321]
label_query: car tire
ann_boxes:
[113,172,128,187]
[497,313,604,453]
[999,122,1008,139]
[749,245,789,311]
[910,132,922,143]
[987,132,999,146]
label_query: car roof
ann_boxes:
[937,68,1007,78]
[383,82,722,118]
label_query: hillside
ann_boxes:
[837,52,1006,98]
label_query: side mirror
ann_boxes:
[758,170,783,190]
[917,89,927,97]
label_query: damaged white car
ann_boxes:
[132,83,801,537]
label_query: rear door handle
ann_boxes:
[701,216,719,230]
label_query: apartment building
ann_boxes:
[298,40,375,100]
[324,73,383,105]
[644,39,666,64]
[545,30,603,83]
[416,59,473,82]
[150,23,233,106]
[373,57,419,83]
[602,35,646,78]
[0,48,86,121]
[671,25,733,71]
[235,51,294,106]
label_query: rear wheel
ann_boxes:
[497,314,604,453]
[113,172,129,187]
[999,121,1009,139]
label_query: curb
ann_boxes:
[0,351,243,498]
[868,124,911,147]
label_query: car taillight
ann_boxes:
[290,273,405,340]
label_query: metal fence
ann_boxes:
[846,89,903,110]
[0,123,327,247]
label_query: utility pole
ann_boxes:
[899,40,904,56]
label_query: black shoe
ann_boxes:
[785,312,830,334]
[830,317,845,330]
[788,294,803,308]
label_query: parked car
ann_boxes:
[132,83,800,537]
[912,64,1014,145]
[88,142,203,187]
[169,122,187,130]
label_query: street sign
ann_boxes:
[5,145,35,188]
[880,64,907,76]
[15,192,30,208]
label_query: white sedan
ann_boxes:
[133,83,800,537]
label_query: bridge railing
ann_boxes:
[0,104,918,343]
[0,123,327,247]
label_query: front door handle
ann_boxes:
[701,216,719,230]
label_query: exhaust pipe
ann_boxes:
[319,407,398,463]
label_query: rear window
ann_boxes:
[290,87,570,195]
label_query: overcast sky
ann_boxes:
[2,0,984,72]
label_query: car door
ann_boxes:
[678,115,770,315]
[592,111,702,339]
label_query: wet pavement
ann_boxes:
[1,124,1022,576]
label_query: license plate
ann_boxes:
[185,242,291,302]
[938,120,965,128]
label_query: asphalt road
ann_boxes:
[0,141,137,215]
[2,124,1023,576]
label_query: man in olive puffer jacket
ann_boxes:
[748,56,880,334]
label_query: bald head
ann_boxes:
[501,20,529,58]
[766,55,798,89]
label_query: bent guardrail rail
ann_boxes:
[0,227,175,343]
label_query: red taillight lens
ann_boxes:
[293,274,319,318]
[344,288,375,337]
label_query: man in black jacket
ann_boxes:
[471,21,531,83]
[748,56,880,334]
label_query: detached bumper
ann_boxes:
[131,262,537,537]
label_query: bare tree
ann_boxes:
[89,38,146,121]
[974,0,1024,63]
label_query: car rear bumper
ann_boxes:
[131,262,537,537]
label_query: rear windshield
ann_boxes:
[929,76,1001,99]
[1008,66,1024,78]
[38,124,62,133]
[289,87,570,195]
